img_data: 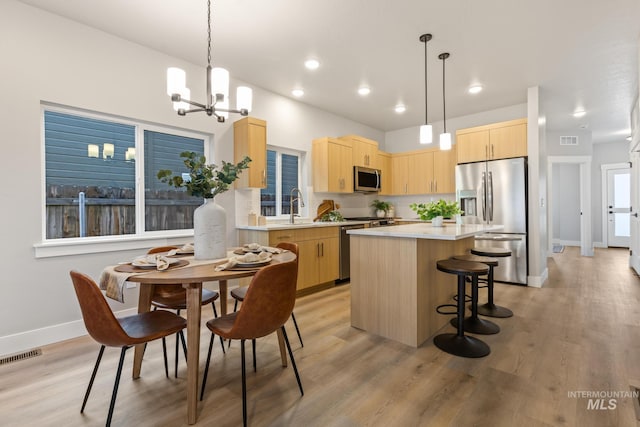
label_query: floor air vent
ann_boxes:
[560,135,578,145]
[0,348,42,366]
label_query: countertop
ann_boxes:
[236,220,369,231]
[346,223,503,240]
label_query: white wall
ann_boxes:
[0,1,383,355]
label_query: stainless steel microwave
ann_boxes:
[354,166,381,192]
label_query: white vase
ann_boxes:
[432,216,444,227]
[193,198,227,260]
[376,209,386,218]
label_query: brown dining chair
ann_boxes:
[70,271,186,427]
[148,245,225,377]
[230,242,303,349]
[199,259,304,427]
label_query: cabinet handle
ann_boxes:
[435,181,437,192]
[405,183,408,194]
[279,235,292,240]
[485,145,488,160]
[491,144,494,159]
[317,242,321,257]
[262,169,266,185]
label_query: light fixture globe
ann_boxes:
[419,33,433,145]
[438,52,452,151]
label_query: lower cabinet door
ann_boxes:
[316,237,339,284]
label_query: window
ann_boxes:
[43,108,207,240]
[260,148,302,217]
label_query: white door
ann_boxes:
[607,167,631,247]
[630,153,640,272]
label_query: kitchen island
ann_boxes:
[347,223,503,347]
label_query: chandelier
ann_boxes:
[166,0,252,122]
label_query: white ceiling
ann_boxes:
[17,0,640,144]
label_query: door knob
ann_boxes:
[634,213,639,218]
[609,211,613,214]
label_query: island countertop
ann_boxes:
[347,223,503,240]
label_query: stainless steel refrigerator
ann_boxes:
[455,157,528,285]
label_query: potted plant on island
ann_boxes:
[371,199,391,218]
[157,151,251,259]
[409,200,463,226]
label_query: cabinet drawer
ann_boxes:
[299,226,339,241]
[268,229,301,245]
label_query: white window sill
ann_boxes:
[33,231,194,258]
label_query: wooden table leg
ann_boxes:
[276,328,288,368]
[219,280,228,315]
[133,284,153,379]
[184,283,202,425]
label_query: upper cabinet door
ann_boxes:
[456,118,527,164]
[339,135,379,169]
[234,117,267,188]
[489,123,527,160]
[456,130,489,164]
[312,137,353,193]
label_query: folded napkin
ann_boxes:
[240,243,284,254]
[167,243,194,256]
[215,252,271,271]
[99,267,129,303]
[98,254,172,302]
[132,254,172,271]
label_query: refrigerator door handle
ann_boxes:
[488,171,494,222]
[481,172,487,221]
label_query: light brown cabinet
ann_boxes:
[456,118,527,164]
[339,135,379,169]
[390,146,456,195]
[233,117,267,188]
[312,137,353,193]
[377,151,392,196]
[237,226,339,292]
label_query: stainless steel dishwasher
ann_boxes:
[339,224,365,281]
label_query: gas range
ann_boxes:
[345,217,396,227]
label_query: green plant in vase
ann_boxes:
[409,199,463,220]
[371,199,391,217]
[157,151,251,259]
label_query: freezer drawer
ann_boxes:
[474,233,527,285]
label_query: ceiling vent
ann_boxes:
[560,136,578,146]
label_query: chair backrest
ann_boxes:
[229,259,298,340]
[70,271,131,347]
[276,242,299,276]
[147,246,181,298]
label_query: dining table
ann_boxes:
[118,249,297,425]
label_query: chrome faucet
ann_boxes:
[289,188,305,224]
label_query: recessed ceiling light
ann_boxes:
[304,59,320,70]
[292,89,304,97]
[358,86,371,96]
[468,85,483,94]
[573,110,586,118]
[394,104,406,113]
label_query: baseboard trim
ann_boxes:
[0,307,138,357]
[528,268,548,288]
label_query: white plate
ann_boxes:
[132,258,181,269]
[175,249,194,255]
[235,257,272,268]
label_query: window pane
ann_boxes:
[144,131,204,231]
[615,213,631,237]
[614,173,630,208]
[44,111,135,239]
[281,154,299,215]
[260,150,277,216]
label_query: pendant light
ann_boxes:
[166,0,252,122]
[438,52,452,151]
[419,34,433,144]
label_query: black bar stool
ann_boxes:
[434,259,490,358]
[450,254,500,335]
[470,247,514,318]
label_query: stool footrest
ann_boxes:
[436,304,458,315]
[452,293,473,303]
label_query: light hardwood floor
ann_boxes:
[2,247,640,426]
